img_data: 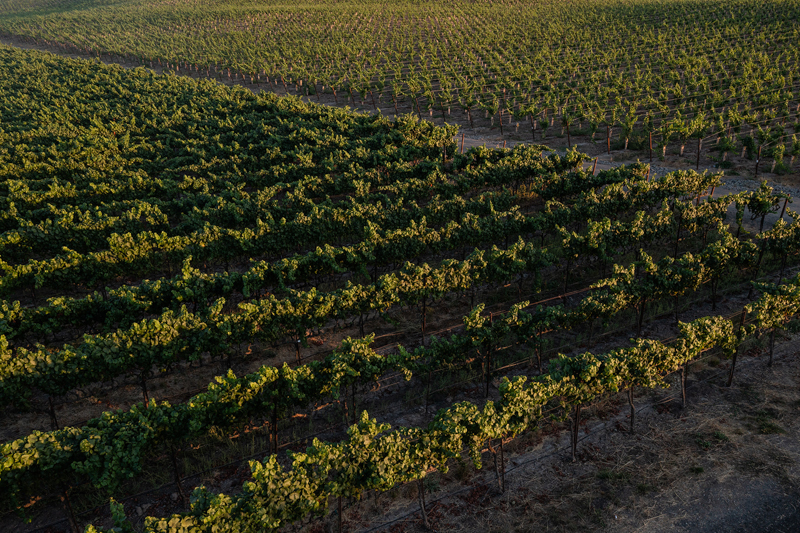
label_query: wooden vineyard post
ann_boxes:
[338,495,343,533]
[649,130,653,162]
[351,383,357,424]
[535,339,543,374]
[425,368,433,415]
[170,444,188,505]
[421,297,427,347]
[628,388,635,434]
[779,197,789,220]
[499,438,505,492]
[48,395,59,430]
[271,405,279,453]
[755,145,762,178]
[592,157,598,175]
[485,313,493,398]
[492,438,506,493]
[498,109,504,136]
[778,252,788,286]
[637,298,647,338]
[460,132,465,154]
[748,237,769,299]
[680,360,688,408]
[417,478,430,529]
[768,327,776,367]
[696,137,702,170]
[606,124,611,154]
[141,370,150,406]
[61,487,80,533]
[727,310,748,387]
[571,404,581,462]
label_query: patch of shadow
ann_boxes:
[673,477,799,533]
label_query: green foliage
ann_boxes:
[81,273,800,532]
[0,23,797,530]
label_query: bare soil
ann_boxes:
[332,331,800,533]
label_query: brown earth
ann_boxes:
[332,329,800,533]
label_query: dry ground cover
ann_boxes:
[329,316,800,533]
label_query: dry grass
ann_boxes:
[332,334,800,533]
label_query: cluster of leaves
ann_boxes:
[0,168,732,407]
[86,273,800,533]
[4,213,799,512]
